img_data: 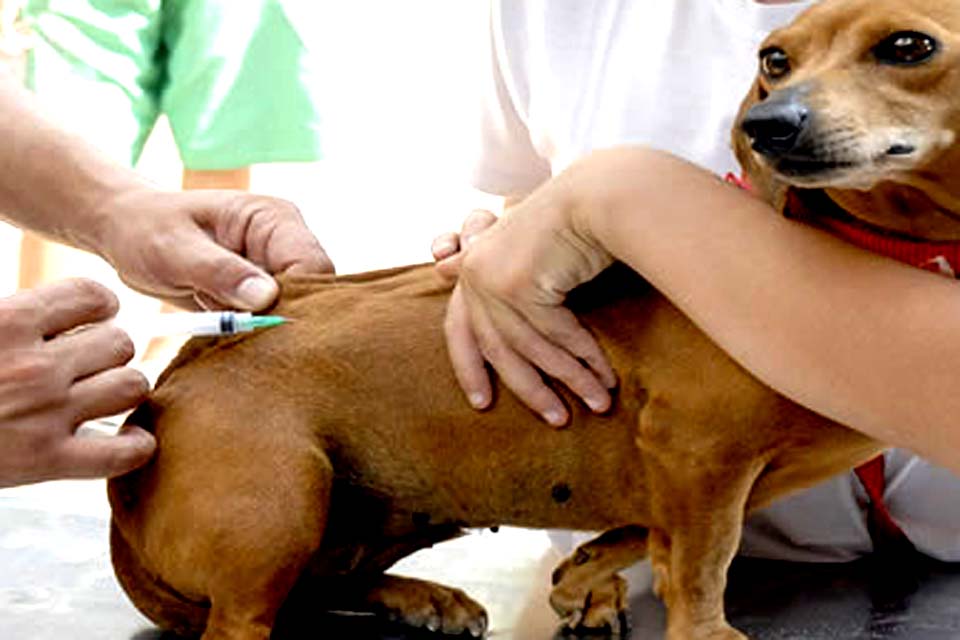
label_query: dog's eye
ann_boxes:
[874,31,938,65]
[759,47,791,80]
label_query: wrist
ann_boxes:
[80,180,160,261]
[568,146,709,265]
[560,147,662,261]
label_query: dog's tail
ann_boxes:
[110,519,210,636]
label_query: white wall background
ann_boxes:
[254,1,499,274]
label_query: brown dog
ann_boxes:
[108,1,960,639]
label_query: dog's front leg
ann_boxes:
[548,524,649,636]
[652,464,762,640]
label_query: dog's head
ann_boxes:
[733,0,960,240]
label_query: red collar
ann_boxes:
[725,172,960,278]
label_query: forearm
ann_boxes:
[572,147,960,471]
[0,69,151,254]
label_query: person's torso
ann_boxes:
[496,0,812,176]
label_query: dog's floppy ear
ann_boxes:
[731,79,789,213]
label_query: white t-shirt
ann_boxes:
[472,0,960,562]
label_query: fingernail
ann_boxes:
[435,239,457,258]
[235,276,276,309]
[586,396,609,412]
[544,409,566,426]
[606,372,620,389]
[469,392,488,409]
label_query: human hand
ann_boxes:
[96,189,334,310]
[431,209,499,281]
[445,181,618,426]
[0,279,155,488]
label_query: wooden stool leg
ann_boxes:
[181,167,251,191]
[18,232,52,290]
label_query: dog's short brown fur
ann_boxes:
[108,1,960,638]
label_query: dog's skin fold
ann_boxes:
[109,1,960,638]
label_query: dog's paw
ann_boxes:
[666,622,748,640]
[708,627,748,640]
[367,576,488,637]
[550,573,629,637]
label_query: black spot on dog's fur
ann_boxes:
[552,483,572,504]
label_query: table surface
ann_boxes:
[3,480,960,640]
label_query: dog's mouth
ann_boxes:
[746,122,929,189]
[773,156,857,178]
[766,142,919,189]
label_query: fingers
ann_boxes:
[283,242,335,276]
[467,299,609,426]
[172,242,279,311]
[433,210,499,281]
[3,365,151,486]
[447,278,615,424]
[460,209,499,246]
[435,252,465,281]
[252,203,336,276]
[102,189,333,311]
[48,322,136,381]
[432,231,461,262]
[527,307,618,391]
[448,284,607,426]
[192,196,331,307]
[448,291,569,425]
[473,314,570,427]
[444,286,493,409]
[209,193,335,277]
[503,314,612,415]
[68,367,150,425]
[52,424,156,481]
[0,348,152,487]
[2,279,119,341]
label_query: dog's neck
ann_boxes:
[780,184,960,278]
[823,180,960,242]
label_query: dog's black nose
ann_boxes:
[741,99,810,158]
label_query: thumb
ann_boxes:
[188,245,279,311]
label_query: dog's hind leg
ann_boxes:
[351,574,488,636]
[548,525,648,636]
[202,473,333,638]
[178,446,335,640]
[651,465,761,640]
[110,519,210,637]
